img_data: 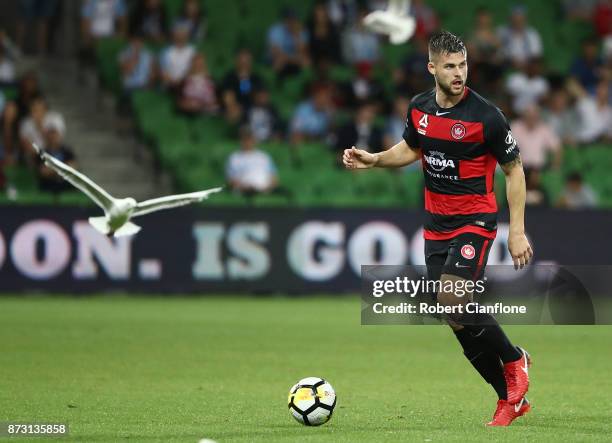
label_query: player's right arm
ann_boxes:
[342,140,420,169]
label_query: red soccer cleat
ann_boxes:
[486,397,531,426]
[504,347,531,404]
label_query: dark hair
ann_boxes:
[30,94,46,106]
[567,172,583,183]
[428,30,466,59]
[253,85,269,95]
[281,7,298,19]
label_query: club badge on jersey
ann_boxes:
[451,123,467,140]
[461,244,476,260]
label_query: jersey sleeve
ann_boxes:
[486,108,520,165]
[402,101,419,150]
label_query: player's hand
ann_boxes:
[343,146,377,169]
[508,232,533,270]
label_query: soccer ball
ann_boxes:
[287,377,336,426]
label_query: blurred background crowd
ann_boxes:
[0,0,611,209]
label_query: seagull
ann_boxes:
[363,0,416,45]
[33,143,222,237]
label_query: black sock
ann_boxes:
[454,328,507,400]
[465,313,521,363]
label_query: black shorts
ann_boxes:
[425,232,494,282]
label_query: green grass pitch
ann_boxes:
[1,296,611,442]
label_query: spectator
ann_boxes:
[343,63,385,109]
[244,87,282,142]
[511,103,562,172]
[290,85,334,143]
[542,89,578,146]
[226,126,278,194]
[467,7,503,89]
[394,35,430,97]
[0,90,5,172]
[410,0,440,39]
[0,97,4,188]
[605,37,612,80]
[0,46,16,88]
[524,169,549,207]
[307,1,341,67]
[220,49,263,123]
[15,71,41,122]
[497,5,542,68]
[341,5,381,66]
[159,21,196,89]
[179,0,206,42]
[558,172,597,209]
[561,0,598,21]
[81,0,128,45]
[0,30,18,86]
[567,78,612,144]
[384,96,410,149]
[1,99,18,165]
[309,58,344,107]
[569,38,603,94]
[19,96,56,156]
[129,0,168,44]
[37,114,76,194]
[327,0,358,28]
[118,32,155,92]
[267,8,310,78]
[334,102,382,159]
[176,53,218,115]
[16,0,59,54]
[594,0,612,37]
[506,58,549,114]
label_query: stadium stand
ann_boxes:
[1,0,610,208]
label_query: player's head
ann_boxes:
[427,30,467,97]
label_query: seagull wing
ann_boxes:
[33,143,115,211]
[132,187,223,217]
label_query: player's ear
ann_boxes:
[427,61,436,76]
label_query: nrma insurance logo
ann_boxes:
[423,150,455,172]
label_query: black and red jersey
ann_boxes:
[403,87,519,241]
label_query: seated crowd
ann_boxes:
[1,0,610,209]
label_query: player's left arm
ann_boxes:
[488,109,533,270]
[501,156,533,269]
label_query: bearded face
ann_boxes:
[428,51,468,97]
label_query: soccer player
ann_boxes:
[343,30,534,426]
